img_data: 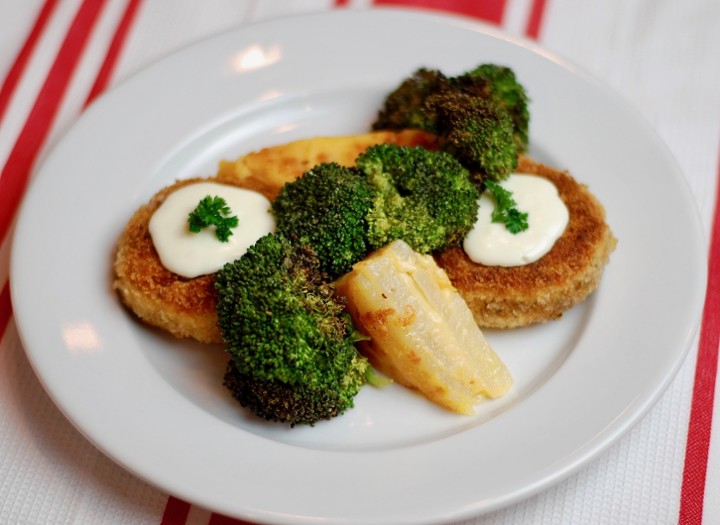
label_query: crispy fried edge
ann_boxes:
[434,155,617,328]
[112,176,265,344]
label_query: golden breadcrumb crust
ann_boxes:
[434,155,617,328]
[112,176,256,343]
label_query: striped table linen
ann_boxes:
[1,1,718,524]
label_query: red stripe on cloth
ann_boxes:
[0,0,59,123]
[159,496,191,525]
[0,282,11,340]
[678,152,720,525]
[372,0,507,25]
[0,0,106,248]
[208,513,256,525]
[84,0,141,107]
[525,0,548,39]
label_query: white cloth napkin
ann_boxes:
[1,1,718,524]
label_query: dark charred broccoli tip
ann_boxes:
[372,63,531,183]
[215,233,369,427]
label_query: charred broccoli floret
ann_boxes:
[372,63,530,182]
[271,162,375,279]
[450,64,530,152]
[429,91,518,183]
[356,144,480,253]
[215,233,369,427]
[372,68,449,131]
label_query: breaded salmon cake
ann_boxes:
[113,130,435,343]
[434,156,617,329]
[113,176,249,344]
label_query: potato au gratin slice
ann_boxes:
[335,240,512,414]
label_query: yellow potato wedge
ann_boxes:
[335,240,512,414]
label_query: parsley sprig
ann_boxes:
[187,195,239,242]
[484,180,529,234]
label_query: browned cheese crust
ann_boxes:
[216,129,440,200]
[434,156,617,329]
[113,130,436,344]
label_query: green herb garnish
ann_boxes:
[188,195,239,242]
[484,180,529,234]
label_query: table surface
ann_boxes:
[1,1,719,524]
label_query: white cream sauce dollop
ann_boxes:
[463,174,569,267]
[149,182,275,278]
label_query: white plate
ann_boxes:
[11,8,706,525]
